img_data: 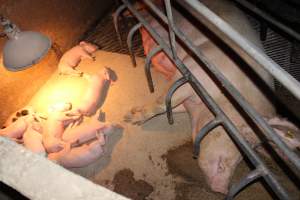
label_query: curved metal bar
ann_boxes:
[165,77,189,124]
[226,167,264,200]
[193,117,222,158]
[113,4,127,47]
[127,23,142,67]
[121,1,292,199]
[144,46,163,93]
[142,0,300,171]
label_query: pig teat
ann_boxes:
[49,102,72,113]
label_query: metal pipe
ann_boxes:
[165,77,189,124]
[113,4,127,47]
[193,117,222,158]
[164,0,178,60]
[233,0,300,41]
[188,77,291,200]
[142,0,300,172]
[226,167,264,200]
[127,23,142,67]
[259,21,268,41]
[144,46,163,93]
[176,0,300,100]
[121,1,291,198]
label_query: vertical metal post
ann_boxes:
[164,0,178,60]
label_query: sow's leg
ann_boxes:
[123,80,192,125]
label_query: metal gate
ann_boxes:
[113,0,300,199]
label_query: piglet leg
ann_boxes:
[48,138,104,168]
[62,120,121,146]
[0,118,28,139]
[23,126,46,156]
[73,67,112,116]
[43,112,81,153]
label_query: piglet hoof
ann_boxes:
[123,106,149,125]
[12,138,23,144]
[96,131,106,146]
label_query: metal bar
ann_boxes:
[164,0,178,60]
[144,46,163,93]
[188,77,290,200]
[176,0,300,100]
[193,117,222,158]
[165,77,189,124]
[226,167,264,200]
[233,0,300,41]
[127,23,142,67]
[120,1,291,198]
[143,0,300,173]
[113,4,127,47]
[260,21,268,41]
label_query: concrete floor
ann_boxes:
[71,51,192,200]
[14,51,300,200]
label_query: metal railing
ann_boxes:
[232,0,300,42]
[113,0,300,199]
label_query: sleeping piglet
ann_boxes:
[58,41,99,76]
[42,111,81,153]
[0,118,28,140]
[2,106,36,128]
[23,125,46,156]
[48,133,106,168]
[73,67,112,116]
[62,119,122,146]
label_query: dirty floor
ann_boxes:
[29,51,299,200]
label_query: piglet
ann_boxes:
[48,133,105,168]
[23,126,46,156]
[43,111,81,153]
[73,67,112,116]
[62,119,121,146]
[2,106,36,128]
[0,118,28,140]
[58,41,98,76]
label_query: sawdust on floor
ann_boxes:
[38,51,299,200]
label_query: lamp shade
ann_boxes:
[3,31,51,71]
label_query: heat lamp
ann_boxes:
[0,15,51,71]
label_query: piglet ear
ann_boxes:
[79,41,87,46]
